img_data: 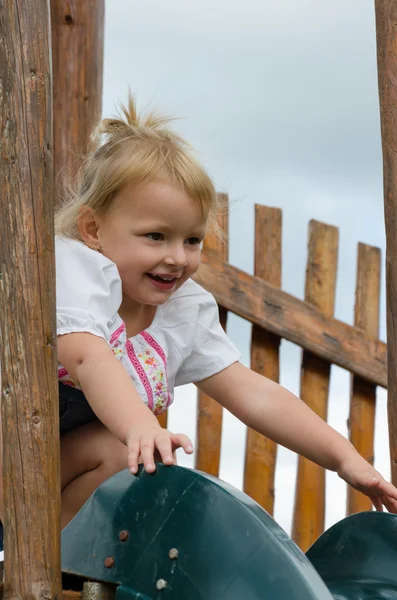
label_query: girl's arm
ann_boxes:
[58,332,192,472]
[196,361,397,512]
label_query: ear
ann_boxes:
[77,206,101,250]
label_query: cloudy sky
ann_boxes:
[103,0,389,535]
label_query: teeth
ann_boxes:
[150,274,175,281]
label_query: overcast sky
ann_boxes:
[103,0,389,535]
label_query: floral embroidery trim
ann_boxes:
[141,331,165,361]
[141,332,172,412]
[58,321,127,390]
[125,340,154,411]
[110,322,126,345]
[58,367,80,388]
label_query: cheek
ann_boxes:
[101,235,127,260]
[187,250,201,272]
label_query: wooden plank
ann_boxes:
[193,255,387,388]
[63,592,83,600]
[243,206,281,514]
[0,587,83,600]
[51,0,105,204]
[0,585,114,600]
[82,582,116,600]
[157,411,168,429]
[0,0,62,597]
[195,196,228,476]
[292,221,338,551]
[375,0,397,483]
[347,244,380,513]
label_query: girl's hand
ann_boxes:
[337,455,397,513]
[126,424,193,474]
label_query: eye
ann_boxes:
[146,232,164,241]
[185,237,201,246]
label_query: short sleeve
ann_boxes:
[55,236,122,342]
[175,288,242,385]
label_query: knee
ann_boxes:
[99,437,128,477]
[61,421,128,489]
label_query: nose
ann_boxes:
[164,242,187,268]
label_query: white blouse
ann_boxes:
[56,236,241,415]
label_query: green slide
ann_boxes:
[61,465,397,599]
[307,511,397,599]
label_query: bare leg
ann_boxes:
[61,420,128,528]
[0,413,168,530]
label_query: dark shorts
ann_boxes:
[59,383,97,435]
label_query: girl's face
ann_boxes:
[94,178,208,309]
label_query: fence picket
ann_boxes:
[243,206,281,514]
[195,197,229,476]
[292,221,338,551]
[347,243,380,514]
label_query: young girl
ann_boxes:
[55,96,397,527]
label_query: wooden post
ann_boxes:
[292,221,338,551]
[157,410,168,429]
[347,244,380,514]
[51,0,105,205]
[195,198,229,476]
[243,206,281,514]
[375,0,397,484]
[0,0,62,597]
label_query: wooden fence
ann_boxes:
[160,200,383,552]
[1,1,397,598]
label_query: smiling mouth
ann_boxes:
[146,273,178,283]
[146,273,180,290]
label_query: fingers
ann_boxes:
[376,478,397,501]
[128,439,141,474]
[140,438,156,473]
[365,476,397,512]
[366,476,397,512]
[154,431,175,466]
[170,433,194,454]
[127,429,194,475]
[154,432,193,463]
[381,496,397,513]
[388,497,397,513]
[371,495,383,512]
[376,492,397,514]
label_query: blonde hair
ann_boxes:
[55,96,221,240]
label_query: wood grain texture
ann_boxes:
[347,244,380,514]
[243,206,281,514]
[51,0,105,205]
[157,411,168,429]
[195,198,228,476]
[194,255,387,387]
[0,587,96,600]
[375,0,397,483]
[292,221,338,551]
[0,0,62,597]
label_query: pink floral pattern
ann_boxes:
[125,340,154,410]
[58,366,78,388]
[58,321,171,416]
[110,322,126,345]
[141,331,172,414]
[136,345,169,415]
[111,345,124,359]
